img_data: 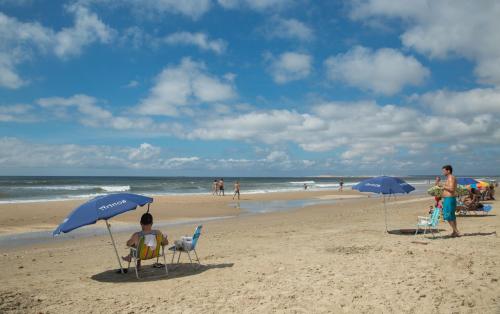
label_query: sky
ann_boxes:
[0,0,499,177]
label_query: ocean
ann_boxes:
[0,175,466,204]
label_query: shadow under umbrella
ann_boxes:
[428,231,497,240]
[352,176,415,232]
[387,228,447,236]
[457,214,496,218]
[91,263,235,283]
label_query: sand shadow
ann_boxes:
[387,229,446,236]
[429,231,497,240]
[91,262,234,283]
[457,214,496,218]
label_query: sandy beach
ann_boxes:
[0,191,498,313]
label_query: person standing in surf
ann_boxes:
[233,180,240,200]
[219,178,225,196]
[339,178,344,192]
[212,179,218,195]
[436,165,460,237]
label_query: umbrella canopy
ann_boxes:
[352,176,415,195]
[456,177,478,186]
[352,176,415,232]
[53,193,153,274]
[53,193,153,235]
[470,180,489,190]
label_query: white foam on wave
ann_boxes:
[19,185,97,191]
[406,180,432,185]
[289,181,316,184]
[316,183,339,188]
[17,185,132,192]
[0,193,103,204]
[243,188,304,194]
[99,185,131,192]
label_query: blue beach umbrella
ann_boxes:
[353,176,415,232]
[53,193,153,273]
[456,177,478,186]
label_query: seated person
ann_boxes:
[458,188,481,211]
[427,205,435,215]
[122,213,168,263]
[484,185,495,201]
[434,196,442,209]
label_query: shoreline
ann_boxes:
[0,189,370,235]
[0,186,358,204]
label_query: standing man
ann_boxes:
[219,178,225,196]
[212,179,218,195]
[233,180,240,200]
[437,165,460,237]
[339,178,344,192]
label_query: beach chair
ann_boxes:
[481,204,493,216]
[415,207,440,238]
[127,232,168,279]
[169,225,202,269]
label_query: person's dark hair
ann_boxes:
[140,213,153,225]
[442,165,453,173]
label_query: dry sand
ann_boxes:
[0,191,498,313]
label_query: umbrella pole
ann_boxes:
[384,196,388,233]
[105,220,124,274]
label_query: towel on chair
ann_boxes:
[144,234,157,248]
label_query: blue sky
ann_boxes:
[0,0,499,176]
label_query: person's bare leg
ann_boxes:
[453,221,459,235]
[448,221,459,236]
[122,255,132,262]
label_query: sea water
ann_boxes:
[0,175,495,203]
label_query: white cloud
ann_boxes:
[137,0,212,19]
[37,94,154,130]
[266,51,312,84]
[162,156,200,168]
[5,88,500,173]
[164,32,227,55]
[79,0,212,19]
[351,0,500,86]
[128,143,161,160]
[324,46,429,95]
[0,6,114,88]
[54,4,115,58]
[218,0,294,11]
[0,137,200,170]
[123,80,139,88]
[0,54,25,89]
[119,26,152,49]
[0,0,33,4]
[416,88,500,115]
[137,58,237,116]
[184,95,500,171]
[187,109,308,143]
[449,144,467,153]
[265,150,289,162]
[0,104,35,122]
[266,17,314,42]
[0,12,54,88]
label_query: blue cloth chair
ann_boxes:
[415,207,441,237]
[169,225,202,268]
